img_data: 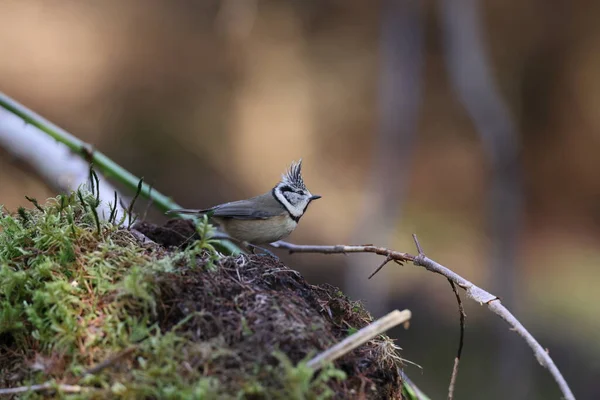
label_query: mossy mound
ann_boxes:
[0,194,404,399]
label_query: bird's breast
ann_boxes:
[221,214,298,244]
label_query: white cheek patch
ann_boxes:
[274,189,304,218]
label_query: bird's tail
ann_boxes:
[165,208,210,215]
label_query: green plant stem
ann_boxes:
[0,92,240,254]
[0,92,174,211]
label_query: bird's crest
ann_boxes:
[281,159,305,190]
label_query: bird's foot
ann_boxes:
[247,243,279,260]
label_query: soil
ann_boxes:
[135,219,200,249]
[135,220,404,399]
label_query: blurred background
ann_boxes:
[1,1,598,398]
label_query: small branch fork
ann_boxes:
[270,236,575,400]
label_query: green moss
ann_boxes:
[0,193,353,399]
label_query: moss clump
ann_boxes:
[0,193,403,399]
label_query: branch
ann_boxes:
[271,238,575,400]
[0,92,241,254]
[81,346,138,377]
[447,280,465,400]
[0,346,139,396]
[0,383,85,396]
[271,242,413,260]
[0,92,175,212]
[368,255,394,279]
[0,105,128,222]
[307,309,412,370]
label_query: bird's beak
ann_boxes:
[310,195,322,201]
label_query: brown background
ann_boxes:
[1,1,599,398]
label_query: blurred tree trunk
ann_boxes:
[438,0,528,397]
[345,0,423,316]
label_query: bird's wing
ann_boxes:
[167,194,284,220]
[210,199,279,220]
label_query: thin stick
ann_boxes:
[82,346,137,377]
[0,383,83,396]
[271,239,575,400]
[0,347,137,396]
[412,233,424,255]
[306,309,412,370]
[447,279,466,400]
[271,241,413,260]
[368,255,394,279]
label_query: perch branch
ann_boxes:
[271,238,575,400]
[307,309,412,370]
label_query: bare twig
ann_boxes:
[368,255,394,279]
[271,241,413,260]
[271,238,575,400]
[447,280,466,400]
[0,383,84,396]
[412,233,424,255]
[306,309,412,370]
[81,346,137,377]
